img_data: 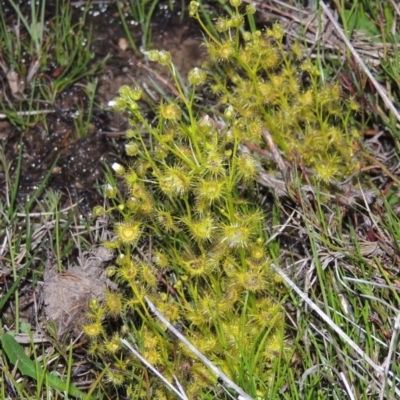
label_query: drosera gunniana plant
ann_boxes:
[86,0,366,398]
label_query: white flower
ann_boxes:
[104,184,117,198]
[112,163,125,175]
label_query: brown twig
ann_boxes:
[243,141,273,160]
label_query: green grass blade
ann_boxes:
[6,141,23,220]
[0,262,29,312]
[24,155,59,213]
[0,334,91,399]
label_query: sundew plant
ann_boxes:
[87,0,363,398]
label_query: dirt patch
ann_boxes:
[1,1,206,216]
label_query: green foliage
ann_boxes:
[87,1,364,397]
[333,0,400,138]
[0,334,89,399]
[0,1,105,130]
[197,11,362,183]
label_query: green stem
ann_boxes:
[167,65,202,161]
[193,14,221,46]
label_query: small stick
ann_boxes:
[243,141,273,160]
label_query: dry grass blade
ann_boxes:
[380,313,400,400]
[319,1,400,125]
[15,202,80,218]
[390,0,400,17]
[271,262,400,399]
[340,371,356,400]
[0,110,55,119]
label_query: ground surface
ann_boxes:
[1,1,204,216]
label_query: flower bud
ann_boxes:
[158,50,171,66]
[104,184,117,198]
[93,205,105,216]
[126,129,136,139]
[243,31,252,41]
[112,162,125,175]
[147,50,160,62]
[89,298,99,311]
[246,4,256,14]
[124,170,138,186]
[126,197,138,211]
[230,0,242,6]
[130,87,142,101]
[188,67,207,86]
[224,105,235,120]
[267,23,284,41]
[215,18,230,33]
[160,102,182,121]
[174,280,182,289]
[129,101,139,112]
[116,254,127,266]
[229,13,244,28]
[189,1,199,16]
[125,141,139,156]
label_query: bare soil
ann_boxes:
[1,1,206,216]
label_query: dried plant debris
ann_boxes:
[41,246,113,337]
[250,0,397,67]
